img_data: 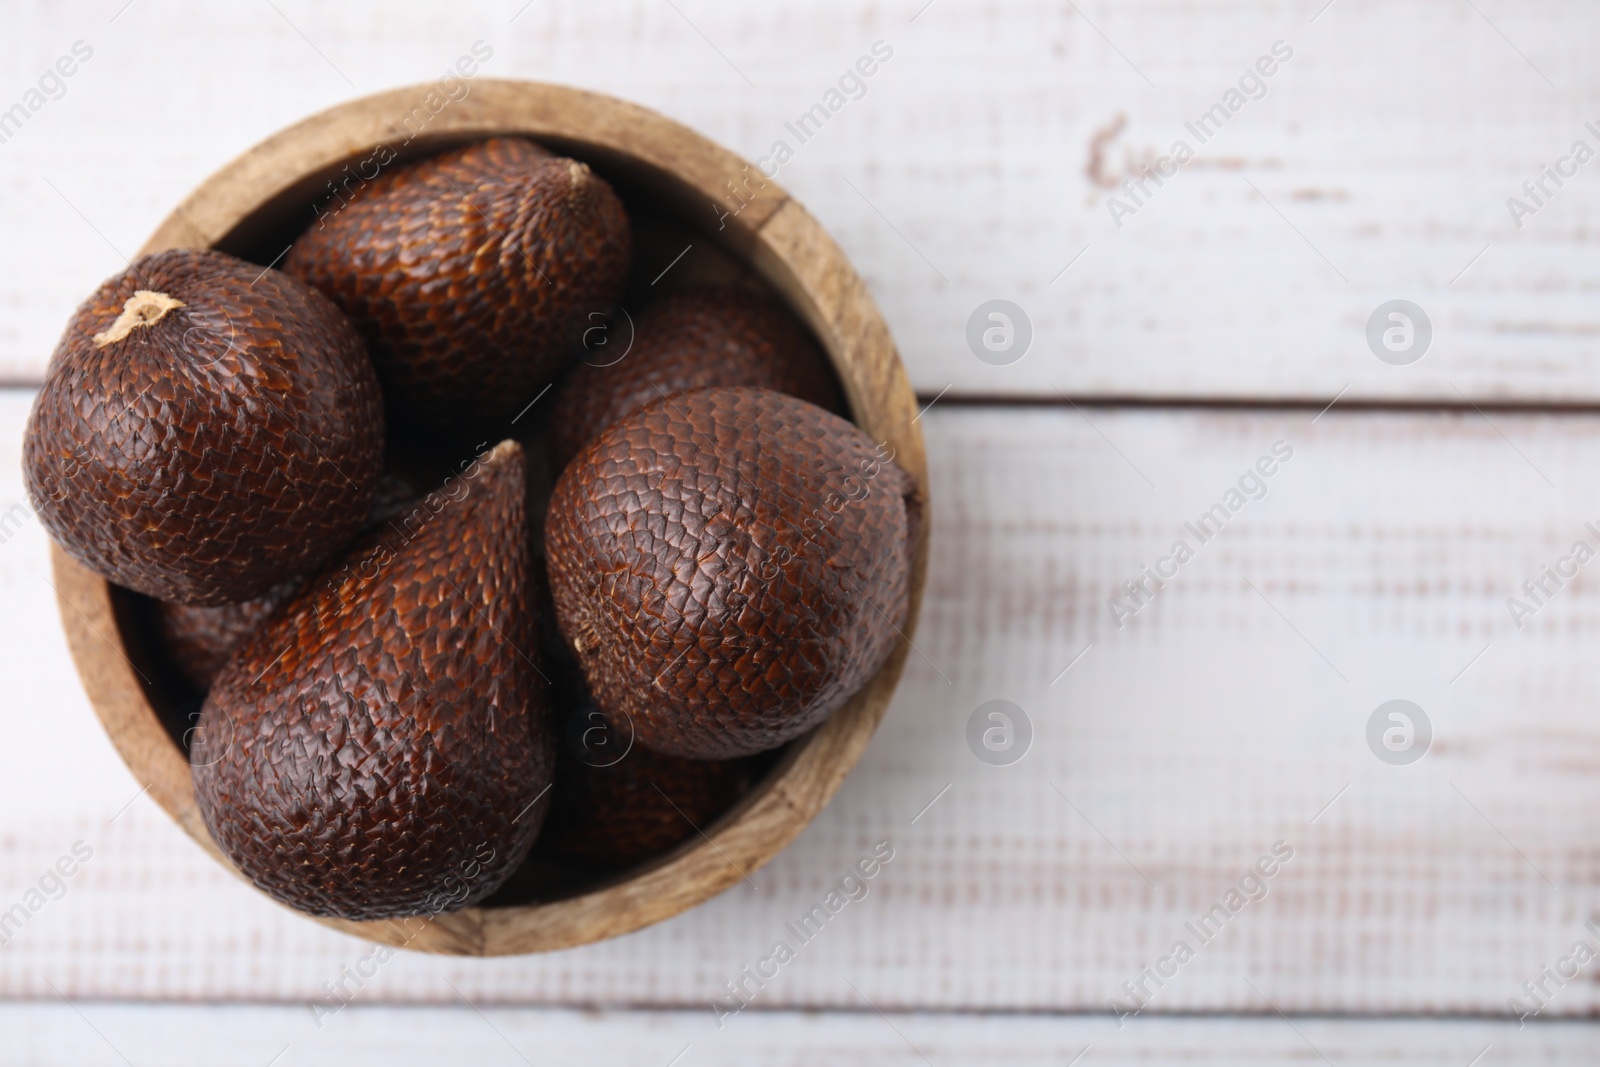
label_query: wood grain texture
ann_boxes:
[7,0,1600,1041]
[8,392,1600,1014]
[5,1,1599,401]
[4,1005,1597,1066]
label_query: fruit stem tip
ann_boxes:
[93,290,185,348]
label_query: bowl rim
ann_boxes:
[48,78,929,956]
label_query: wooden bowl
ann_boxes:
[48,80,928,955]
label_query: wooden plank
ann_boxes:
[3,1006,1596,1066]
[4,1,1599,401]
[6,390,1600,1014]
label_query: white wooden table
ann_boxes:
[4,1,1600,1063]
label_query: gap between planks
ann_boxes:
[13,382,1600,419]
[0,996,1589,1023]
[917,393,1600,416]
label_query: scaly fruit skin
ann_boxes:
[546,287,843,472]
[192,441,554,920]
[542,722,753,868]
[536,659,754,867]
[155,580,299,692]
[285,137,632,431]
[23,248,384,605]
[545,387,916,759]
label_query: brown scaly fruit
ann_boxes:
[546,287,844,471]
[285,137,632,431]
[154,580,299,692]
[545,387,917,760]
[191,440,554,920]
[23,248,384,605]
[542,705,755,868]
[152,447,447,693]
[152,461,442,696]
[535,650,754,867]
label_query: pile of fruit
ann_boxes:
[23,137,919,920]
